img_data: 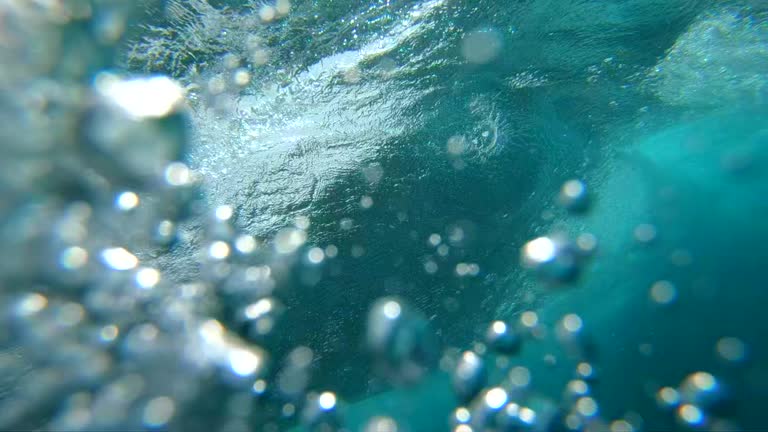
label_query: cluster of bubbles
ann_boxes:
[520,180,595,286]
[656,371,734,430]
[440,304,599,432]
[0,2,342,431]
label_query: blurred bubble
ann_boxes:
[307,247,325,264]
[234,235,258,255]
[485,387,508,409]
[302,391,342,431]
[456,262,480,277]
[366,297,438,384]
[277,346,313,398]
[15,293,48,317]
[319,392,337,410]
[677,404,706,427]
[611,419,635,432]
[115,191,139,211]
[576,362,597,381]
[142,396,175,428]
[634,224,657,243]
[461,29,503,64]
[680,372,725,408]
[240,297,284,338]
[365,416,398,432]
[252,379,267,395]
[521,234,584,284]
[154,220,177,245]
[558,179,590,213]
[283,403,296,418]
[60,246,89,270]
[670,249,693,267]
[294,216,311,230]
[562,314,583,333]
[276,0,291,15]
[576,233,598,256]
[565,379,590,400]
[99,325,119,343]
[135,267,160,289]
[274,228,307,254]
[100,247,138,270]
[576,397,599,417]
[468,387,508,430]
[361,164,384,185]
[452,351,487,403]
[508,366,531,390]
[259,5,276,22]
[215,205,234,221]
[520,311,539,329]
[650,280,677,305]
[325,245,339,258]
[452,407,471,425]
[208,241,231,260]
[485,320,522,355]
[424,260,438,274]
[233,69,251,87]
[95,74,184,119]
[557,313,595,360]
[716,337,747,363]
[164,162,194,187]
[228,348,263,377]
[447,135,467,155]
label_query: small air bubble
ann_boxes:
[116,191,139,211]
[716,337,747,363]
[259,5,276,22]
[307,247,325,264]
[650,280,677,305]
[634,224,657,243]
[325,245,339,258]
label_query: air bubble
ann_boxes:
[259,5,277,22]
[142,396,175,428]
[680,372,725,408]
[650,280,677,305]
[558,179,590,213]
[115,191,139,211]
[716,337,747,363]
[461,29,503,64]
[365,416,399,432]
[301,391,342,431]
[307,247,325,264]
[452,351,487,402]
[366,297,438,384]
[100,247,138,270]
[657,387,681,408]
[485,320,522,355]
[240,297,284,338]
[60,246,89,270]
[521,234,584,284]
[274,228,306,254]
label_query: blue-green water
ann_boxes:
[1,0,767,431]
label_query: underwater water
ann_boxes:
[1,0,767,431]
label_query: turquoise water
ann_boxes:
[1,0,767,431]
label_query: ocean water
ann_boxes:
[0,0,767,431]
